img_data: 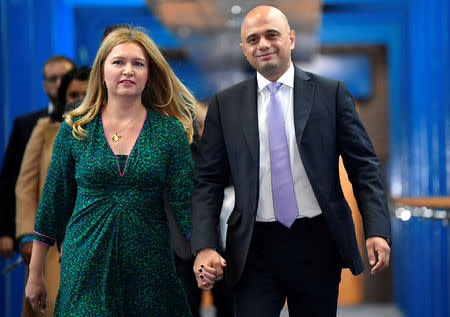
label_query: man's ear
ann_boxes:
[240,42,248,59]
[289,30,296,50]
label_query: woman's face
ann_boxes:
[65,80,88,104]
[103,42,149,100]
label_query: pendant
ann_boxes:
[112,133,121,142]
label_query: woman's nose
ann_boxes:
[123,63,133,75]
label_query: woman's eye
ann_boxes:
[134,62,144,67]
[112,60,123,65]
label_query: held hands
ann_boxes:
[366,236,390,275]
[193,248,226,290]
[0,236,14,258]
[25,270,47,314]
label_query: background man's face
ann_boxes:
[43,61,74,101]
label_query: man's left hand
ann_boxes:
[366,236,390,275]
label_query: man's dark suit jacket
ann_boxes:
[191,66,391,286]
[0,108,48,247]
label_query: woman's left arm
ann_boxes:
[166,120,194,243]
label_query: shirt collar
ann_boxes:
[48,102,54,114]
[257,61,294,93]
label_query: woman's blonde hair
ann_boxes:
[66,25,197,143]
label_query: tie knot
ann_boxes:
[267,82,282,95]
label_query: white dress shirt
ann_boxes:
[48,102,54,115]
[256,62,322,222]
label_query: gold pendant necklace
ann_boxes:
[112,133,121,142]
[110,108,144,142]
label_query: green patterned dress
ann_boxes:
[33,109,193,316]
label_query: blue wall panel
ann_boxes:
[73,6,181,66]
[322,0,449,197]
[320,6,410,197]
[408,0,449,196]
[0,0,56,155]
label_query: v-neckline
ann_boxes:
[101,109,147,176]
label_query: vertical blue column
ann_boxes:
[0,0,55,159]
[445,216,449,317]
[0,0,10,157]
[431,216,448,317]
[0,0,33,314]
[28,0,53,111]
[391,215,405,313]
[408,0,449,196]
[51,0,75,57]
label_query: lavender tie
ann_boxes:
[267,82,298,228]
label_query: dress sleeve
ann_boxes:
[165,120,194,243]
[33,122,77,246]
[15,120,46,238]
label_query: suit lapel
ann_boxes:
[293,67,315,151]
[238,76,259,163]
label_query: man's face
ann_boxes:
[43,61,74,101]
[240,8,295,81]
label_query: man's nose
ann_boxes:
[258,37,270,49]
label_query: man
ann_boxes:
[0,55,75,260]
[191,6,391,316]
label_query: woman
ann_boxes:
[16,66,90,317]
[25,26,197,316]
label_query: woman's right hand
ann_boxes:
[25,270,47,314]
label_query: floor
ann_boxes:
[201,304,404,317]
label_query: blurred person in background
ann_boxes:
[25,25,197,316]
[0,55,75,259]
[16,66,90,317]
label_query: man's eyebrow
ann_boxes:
[246,29,281,41]
[246,33,257,41]
[265,29,281,34]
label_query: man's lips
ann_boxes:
[257,52,275,59]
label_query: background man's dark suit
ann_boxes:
[191,66,391,286]
[0,108,48,246]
